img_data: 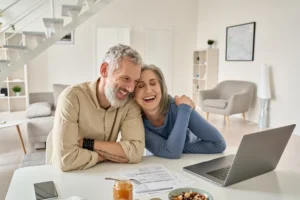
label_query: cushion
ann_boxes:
[26,102,52,118]
[203,99,228,109]
[53,84,69,107]
[27,115,54,143]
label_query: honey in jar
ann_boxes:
[113,180,133,200]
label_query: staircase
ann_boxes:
[0,0,114,81]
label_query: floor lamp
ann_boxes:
[257,64,271,129]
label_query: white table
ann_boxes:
[0,120,27,154]
[6,147,300,200]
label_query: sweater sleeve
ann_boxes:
[145,104,192,159]
[183,109,226,154]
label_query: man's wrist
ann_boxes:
[93,140,102,150]
[82,138,95,151]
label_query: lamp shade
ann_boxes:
[257,64,271,99]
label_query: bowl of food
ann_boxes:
[168,187,214,200]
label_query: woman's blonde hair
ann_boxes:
[141,64,170,117]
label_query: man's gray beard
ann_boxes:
[104,83,129,108]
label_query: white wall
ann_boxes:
[28,0,198,96]
[28,51,49,92]
[197,0,300,135]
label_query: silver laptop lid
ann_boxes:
[224,124,296,186]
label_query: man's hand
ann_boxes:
[174,95,195,109]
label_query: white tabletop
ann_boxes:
[0,120,25,129]
[6,147,300,200]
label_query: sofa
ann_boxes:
[26,84,69,149]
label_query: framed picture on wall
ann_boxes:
[226,22,256,61]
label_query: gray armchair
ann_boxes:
[199,80,256,125]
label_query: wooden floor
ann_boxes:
[0,111,299,199]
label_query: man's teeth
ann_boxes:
[144,96,155,100]
[120,90,128,95]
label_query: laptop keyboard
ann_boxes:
[206,166,231,181]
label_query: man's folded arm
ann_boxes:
[119,101,145,163]
[93,101,145,163]
[52,90,98,172]
[93,141,129,163]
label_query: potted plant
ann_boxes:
[12,86,21,96]
[207,40,214,48]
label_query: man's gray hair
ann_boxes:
[103,44,143,75]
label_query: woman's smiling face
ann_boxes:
[134,69,162,112]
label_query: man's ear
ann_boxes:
[100,62,109,78]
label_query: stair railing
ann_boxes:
[0,0,57,35]
[0,0,21,16]
[4,0,64,44]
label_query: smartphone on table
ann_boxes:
[34,181,58,200]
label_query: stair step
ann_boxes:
[1,0,115,80]
[23,31,46,37]
[62,5,82,17]
[43,18,64,28]
[0,60,10,64]
[3,45,28,50]
[77,0,96,6]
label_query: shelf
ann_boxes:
[193,78,206,81]
[4,80,25,83]
[0,96,8,99]
[9,96,26,99]
[192,49,218,108]
[193,64,206,67]
[195,49,207,52]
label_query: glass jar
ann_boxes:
[113,180,133,200]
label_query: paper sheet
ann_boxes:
[120,164,194,195]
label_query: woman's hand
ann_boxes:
[174,95,195,109]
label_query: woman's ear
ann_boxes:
[100,62,109,78]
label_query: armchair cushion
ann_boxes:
[203,99,228,109]
[26,102,52,119]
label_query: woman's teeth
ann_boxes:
[143,96,155,101]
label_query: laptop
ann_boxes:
[183,124,296,187]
